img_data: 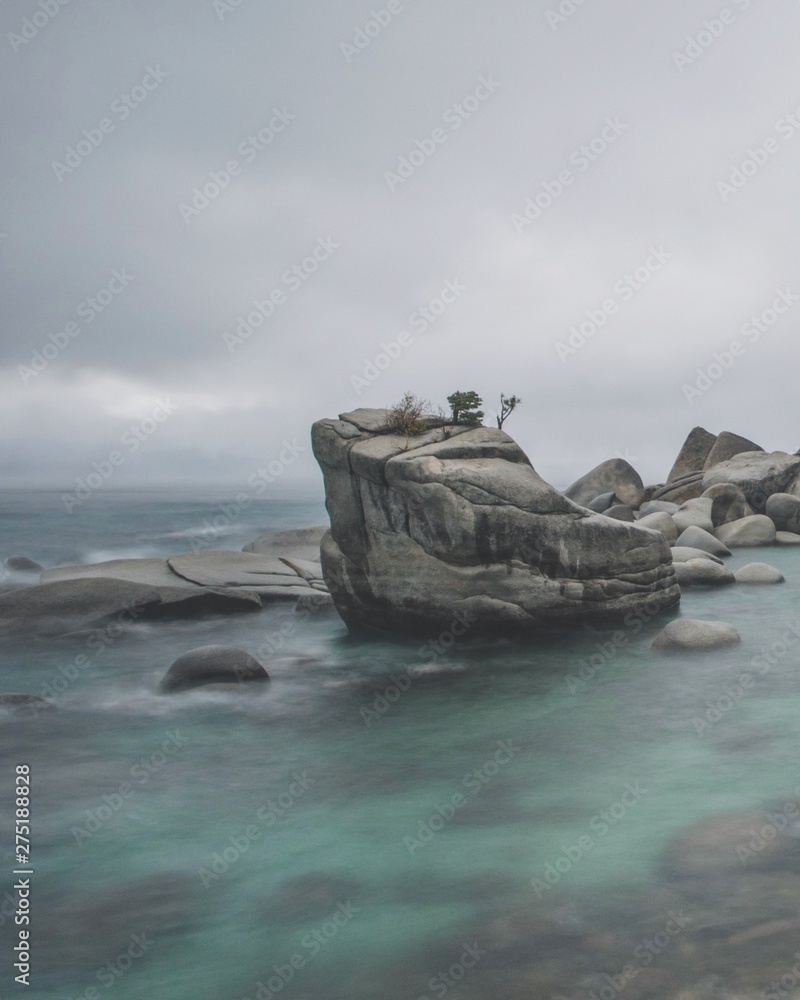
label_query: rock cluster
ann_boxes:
[560,427,797,594]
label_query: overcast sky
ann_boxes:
[1,0,798,494]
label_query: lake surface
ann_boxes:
[2,489,800,999]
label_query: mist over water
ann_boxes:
[3,490,800,998]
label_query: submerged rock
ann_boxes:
[4,555,43,573]
[312,410,679,635]
[159,645,270,693]
[0,693,53,713]
[651,619,740,651]
[662,810,800,880]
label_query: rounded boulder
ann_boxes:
[651,619,740,652]
[159,645,270,693]
[733,563,785,584]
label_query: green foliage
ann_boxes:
[447,390,484,426]
[496,393,521,429]
[385,391,429,436]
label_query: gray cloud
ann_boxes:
[2,0,799,491]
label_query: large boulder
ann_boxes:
[672,499,714,534]
[649,472,705,505]
[703,431,764,469]
[715,515,777,548]
[651,619,740,651]
[765,493,800,534]
[667,427,717,482]
[674,526,731,557]
[640,500,679,516]
[563,458,645,509]
[703,452,800,511]
[587,492,615,513]
[0,578,166,636]
[603,504,635,522]
[777,531,800,546]
[637,511,678,544]
[311,410,679,635]
[159,645,270,693]
[702,483,751,527]
[673,560,736,587]
[734,563,785,584]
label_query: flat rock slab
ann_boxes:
[243,526,327,562]
[652,619,741,651]
[42,558,200,590]
[0,578,164,635]
[777,531,800,545]
[168,551,311,589]
[0,577,261,635]
[733,563,785,584]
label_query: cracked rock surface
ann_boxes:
[312,409,680,635]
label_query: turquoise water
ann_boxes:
[3,491,800,998]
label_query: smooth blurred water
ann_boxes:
[2,491,800,999]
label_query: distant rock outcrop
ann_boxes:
[311,409,679,635]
